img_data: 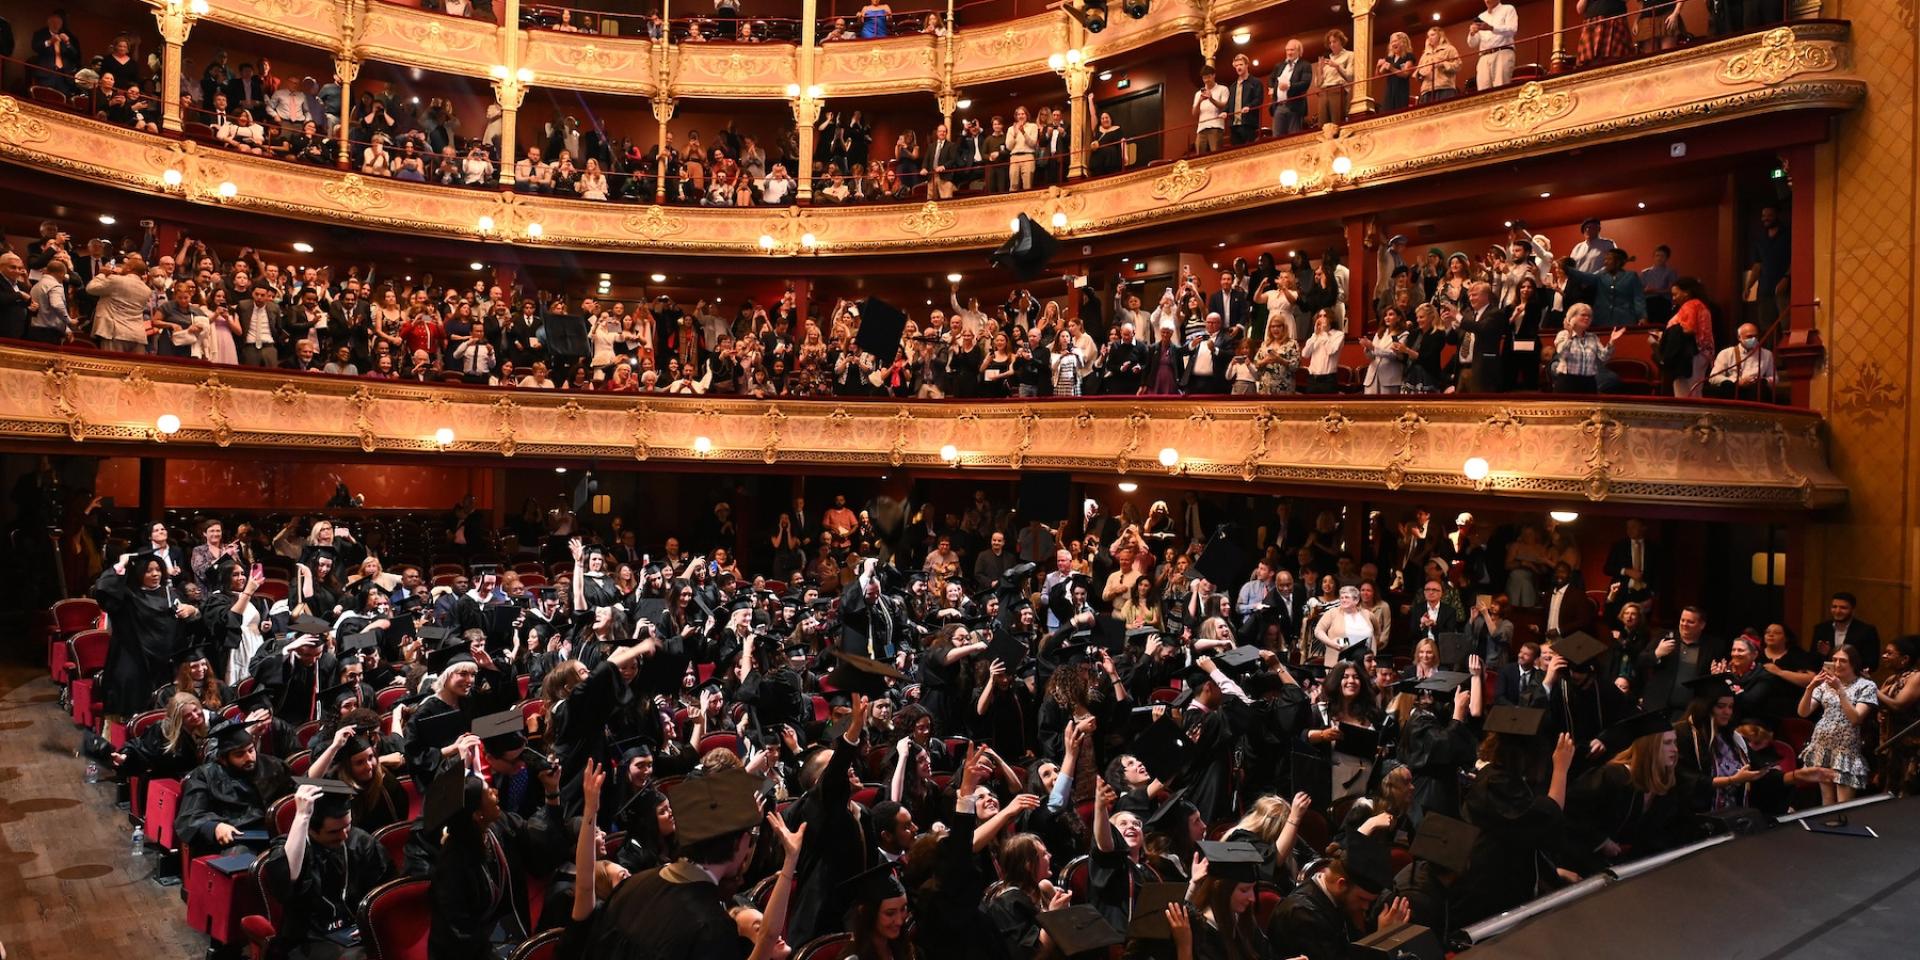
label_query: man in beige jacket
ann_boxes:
[87,253,153,353]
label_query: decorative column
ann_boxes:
[652,0,677,202]
[151,0,204,132]
[1195,0,1219,63]
[333,53,359,168]
[794,0,820,201]
[652,97,675,202]
[1064,60,1091,180]
[1550,0,1570,74]
[492,0,529,187]
[935,0,956,139]
[1348,0,1375,117]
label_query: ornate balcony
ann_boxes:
[0,22,1862,255]
[12,346,1842,509]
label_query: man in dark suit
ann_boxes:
[226,62,267,117]
[1250,568,1310,647]
[1269,39,1311,135]
[1206,270,1252,334]
[1811,591,1882,671]
[839,558,904,658]
[1407,578,1463,644]
[1496,641,1546,705]
[1603,518,1659,614]
[1098,321,1145,395]
[235,284,288,367]
[0,252,29,341]
[1541,563,1596,640]
[952,117,986,192]
[1180,311,1237,395]
[1639,606,1728,716]
[1226,53,1265,145]
[1459,281,1509,393]
[1036,109,1069,186]
[926,123,961,199]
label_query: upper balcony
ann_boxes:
[0,19,1861,256]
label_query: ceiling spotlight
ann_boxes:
[1279,168,1299,188]
[1549,510,1580,523]
[162,169,183,187]
[1117,481,1139,494]
[98,214,116,225]
[1098,71,1112,81]
[1051,212,1068,229]
[1463,457,1490,481]
[470,262,485,271]
[155,414,182,435]
[292,242,314,254]
[217,181,238,198]
[555,466,568,474]
[1158,447,1179,467]
[1231,29,1251,45]
[434,428,455,446]
[692,436,713,454]
[956,98,972,110]
[939,444,959,463]
[650,273,667,283]
[477,215,495,232]
[946,273,963,283]
[1637,201,1647,209]
[1431,12,1442,20]
[1539,192,1552,198]
[525,222,544,238]
[1503,220,1513,228]
[1217,242,1227,248]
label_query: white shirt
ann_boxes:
[1192,84,1229,130]
[1302,330,1343,375]
[245,302,273,346]
[1570,237,1617,275]
[1472,3,1519,51]
[1709,345,1776,384]
[761,175,793,205]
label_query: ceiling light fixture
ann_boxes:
[1549,510,1580,523]
[956,98,972,109]
[470,261,485,271]
[217,181,238,198]
[1232,29,1251,45]
[946,273,963,283]
[292,242,314,253]
[98,214,116,225]
[162,169,183,187]
[1117,481,1139,494]
[692,436,713,454]
[939,444,959,463]
[1051,212,1068,229]
[477,215,495,232]
[435,428,455,446]
[1539,191,1552,198]
[525,222,544,238]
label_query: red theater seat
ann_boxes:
[359,877,431,960]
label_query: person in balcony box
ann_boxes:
[1706,322,1780,403]
[216,107,266,154]
[516,146,554,193]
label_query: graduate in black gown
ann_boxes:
[585,767,807,960]
[783,686,881,945]
[1456,706,1598,924]
[1568,716,1692,863]
[93,554,198,720]
[258,779,393,960]
[176,716,293,859]
[1269,831,1407,960]
[423,744,571,960]
[113,691,210,782]
[1397,665,1482,828]
[546,631,659,815]
[251,615,341,726]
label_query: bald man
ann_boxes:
[0,253,30,341]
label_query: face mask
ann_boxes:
[1741,337,1758,350]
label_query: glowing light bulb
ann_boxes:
[939,444,959,463]
[435,428,455,446]
[800,233,818,249]
[525,222,544,238]
[156,414,181,435]
[1117,481,1139,494]
[1051,212,1068,229]
[1279,168,1299,188]
[1463,457,1490,481]
[759,234,777,250]
[162,169,183,187]
[1331,156,1353,176]
[692,436,713,454]
[1158,447,1179,467]
[477,215,495,232]
[1550,511,1580,523]
[217,181,238,198]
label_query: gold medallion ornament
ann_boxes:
[319,173,390,212]
[623,205,685,240]
[0,96,52,145]
[1719,28,1838,86]
[1150,160,1210,203]
[1485,82,1577,134]
[900,201,957,239]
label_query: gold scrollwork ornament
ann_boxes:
[900,201,956,239]
[1719,28,1837,86]
[1150,160,1210,203]
[0,95,53,144]
[1485,82,1577,133]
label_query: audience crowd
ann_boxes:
[3,210,1788,402]
[52,474,1913,960]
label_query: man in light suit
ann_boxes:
[1270,39,1311,135]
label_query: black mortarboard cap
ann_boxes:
[1684,673,1738,701]
[292,776,356,818]
[1144,787,1193,830]
[671,767,768,846]
[173,643,215,667]
[840,862,908,904]
[1409,813,1477,875]
[426,638,476,673]
[408,704,471,745]
[342,630,379,654]
[854,297,909,358]
[317,681,362,711]
[1335,723,1381,759]
[1215,645,1265,675]
[473,709,528,754]
[1126,882,1190,940]
[824,650,904,698]
[208,716,256,753]
[291,614,334,637]
[422,768,478,833]
[1602,709,1675,747]
[1127,626,1161,644]
[1342,831,1395,893]
[986,630,1029,671]
[416,625,453,645]
[1551,630,1609,668]
[1484,705,1545,737]
[232,686,275,718]
[1033,906,1126,959]
[1414,671,1471,694]
[612,736,655,762]
[1128,721,1192,781]
[1195,839,1266,882]
[1434,631,1472,667]
[1000,562,1038,587]
[1192,534,1249,589]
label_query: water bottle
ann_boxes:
[131,824,146,857]
[85,760,100,784]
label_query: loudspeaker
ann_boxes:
[1352,923,1443,960]
[854,297,908,359]
[990,213,1059,281]
[1015,472,1071,522]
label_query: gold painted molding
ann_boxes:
[4,347,1844,509]
[0,24,1861,256]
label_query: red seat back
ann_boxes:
[144,777,184,851]
[70,629,112,673]
[508,928,564,960]
[1254,883,1285,928]
[1060,854,1092,903]
[850,784,882,808]
[376,685,410,711]
[271,794,298,837]
[698,732,741,756]
[129,709,168,738]
[52,597,105,635]
[287,751,313,777]
[792,933,853,960]
[359,878,431,960]
[373,821,414,874]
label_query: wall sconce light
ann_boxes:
[1117,481,1139,494]
[591,494,612,515]
[1749,552,1788,587]
[434,427,455,447]
[477,215,495,233]
[939,444,959,463]
[216,181,238,199]
[161,169,183,188]
[1549,510,1579,523]
[153,413,182,439]
[525,222,544,239]
[1158,447,1179,467]
[692,436,713,454]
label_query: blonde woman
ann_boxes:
[1221,791,1314,884]
[1377,31,1417,110]
[1317,29,1355,125]
[1254,319,1301,394]
[1415,26,1462,104]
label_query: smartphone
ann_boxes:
[251,563,264,579]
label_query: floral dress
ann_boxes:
[1801,677,1879,789]
[1255,338,1300,394]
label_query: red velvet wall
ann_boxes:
[94,457,495,511]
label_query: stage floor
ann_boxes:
[1463,795,1920,959]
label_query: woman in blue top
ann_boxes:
[859,2,893,39]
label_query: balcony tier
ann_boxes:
[10,345,1843,510]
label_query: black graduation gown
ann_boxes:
[117,724,204,781]
[982,885,1043,959]
[1176,697,1253,824]
[202,589,270,665]
[1457,765,1599,924]
[259,828,392,958]
[403,695,475,788]
[252,650,340,725]
[783,735,874,945]
[584,864,749,960]
[580,572,628,610]
[1567,763,1690,860]
[1387,859,1469,942]
[93,567,189,718]
[914,809,1012,960]
[1269,878,1356,960]
[1239,685,1309,798]
[1400,710,1478,827]
[176,755,294,857]
[154,677,234,712]
[428,801,569,960]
